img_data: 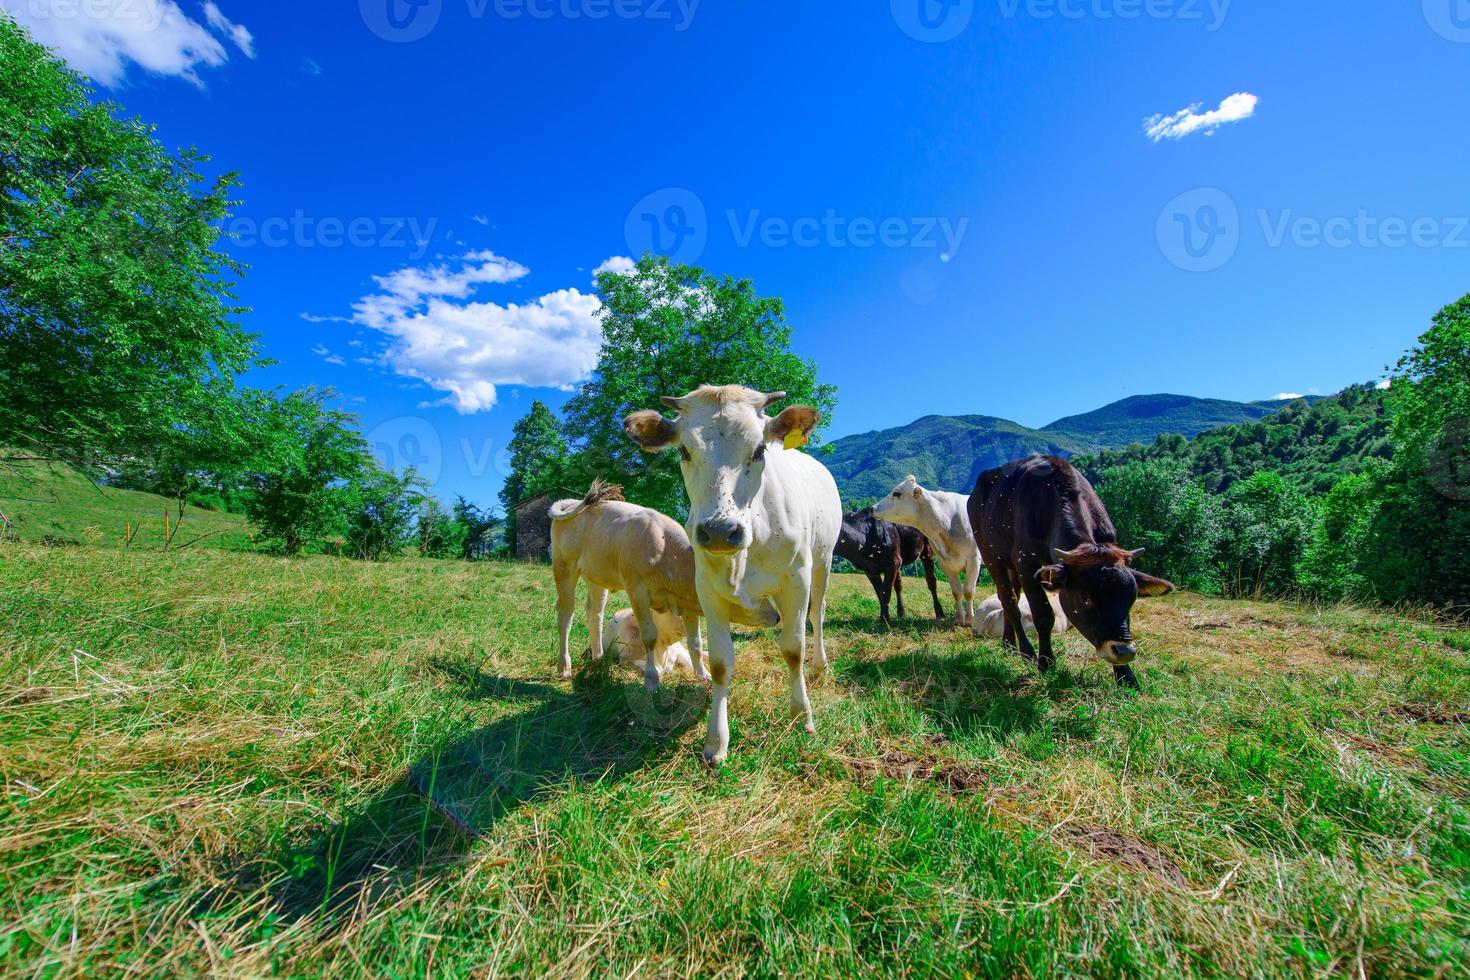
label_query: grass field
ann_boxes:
[2,542,1468,977]
[0,461,251,551]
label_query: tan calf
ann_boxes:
[549,481,706,689]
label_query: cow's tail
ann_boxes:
[548,479,625,521]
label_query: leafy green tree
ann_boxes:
[1300,462,1383,601]
[561,255,837,517]
[343,468,426,561]
[1218,472,1318,598]
[452,495,502,560]
[499,400,568,554]
[242,390,369,554]
[417,497,470,559]
[1096,460,1224,593]
[0,15,259,466]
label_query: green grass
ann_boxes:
[0,460,250,550]
[1,543,1467,976]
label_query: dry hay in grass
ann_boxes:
[1391,704,1470,726]
[1053,824,1192,889]
[841,743,988,796]
[1133,598,1388,677]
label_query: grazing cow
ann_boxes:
[549,481,708,689]
[973,593,1069,640]
[872,475,981,627]
[968,455,1175,689]
[835,508,945,626]
[625,385,842,765]
[602,608,694,679]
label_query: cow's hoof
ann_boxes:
[644,671,661,692]
[557,668,573,681]
[1114,665,1141,690]
[701,747,727,767]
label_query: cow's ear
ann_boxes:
[624,410,678,452]
[1131,570,1176,598]
[1037,564,1068,592]
[766,406,819,445]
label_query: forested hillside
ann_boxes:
[826,393,1286,500]
[1075,385,1392,494]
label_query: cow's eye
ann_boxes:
[892,491,901,498]
[679,446,691,463]
[751,444,767,464]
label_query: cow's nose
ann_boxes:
[696,521,746,552]
[1098,641,1137,665]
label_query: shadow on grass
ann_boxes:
[223,656,702,927]
[823,612,959,635]
[838,646,1094,743]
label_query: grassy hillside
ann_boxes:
[0,460,251,550]
[827,394,1294,500]
[2,545,1466,976]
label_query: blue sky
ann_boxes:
[7,1,1469,505]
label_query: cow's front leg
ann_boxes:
[1019,577,1056,673]
[682,610,709,684]
[780,577,816,734]
[701,605,736,766]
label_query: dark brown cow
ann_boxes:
[834,508,945,626]
[967,455,1175,689]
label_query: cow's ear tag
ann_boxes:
[783,429,808,451]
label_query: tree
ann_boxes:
[561,255,837,518]
[1096,460,1224,593]
[452,495,501,560]
[1217,472,1318,598]
[499,400,568,554]
[242,390,369,554]
[0,15,259,466]
[343,468,426,561]
[417,497,470,559]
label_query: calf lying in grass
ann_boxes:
[549,480,708,689]
[974,593,1069,640]
[602,607,694,678]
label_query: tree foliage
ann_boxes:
[0,14,259,465]
[561,255,837,517]
[499,399,568,554]
[343,468,427,561]
[1096,460,1225,593]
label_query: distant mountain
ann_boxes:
[1042,394,1285,448]
[826,393,1303,501]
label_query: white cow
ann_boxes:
[602,608,694,678]
[625,385,842,766]
[549,481,708,689]
[974,593,1070,640]
[872,475,981,627]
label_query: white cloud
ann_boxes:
[300,312,351,324]
[300,57,322,76]
[3,0,247,87]
[1271,392,1304,401]
[311,343,345,366]
[202,2,253,58]
[470,214,491,226]
[336,252,604,414]
[1145,92,1259,143]
[1376,379,1392,390]
[592,255,637,282]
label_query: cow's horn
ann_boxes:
[760,391,788,409]
[659,395,684,410]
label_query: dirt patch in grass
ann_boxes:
[1392,704,1470,726]
[1055,824,1191,889]
[844,746,988,795]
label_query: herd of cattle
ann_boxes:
[550,384,1175,765]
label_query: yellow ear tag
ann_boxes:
[783,429,808,451]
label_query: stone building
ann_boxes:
[513,492,554,562]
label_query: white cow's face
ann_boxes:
[625,385,818,556]
[872,474,925,526]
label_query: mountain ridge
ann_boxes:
[826,393,1307,501]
